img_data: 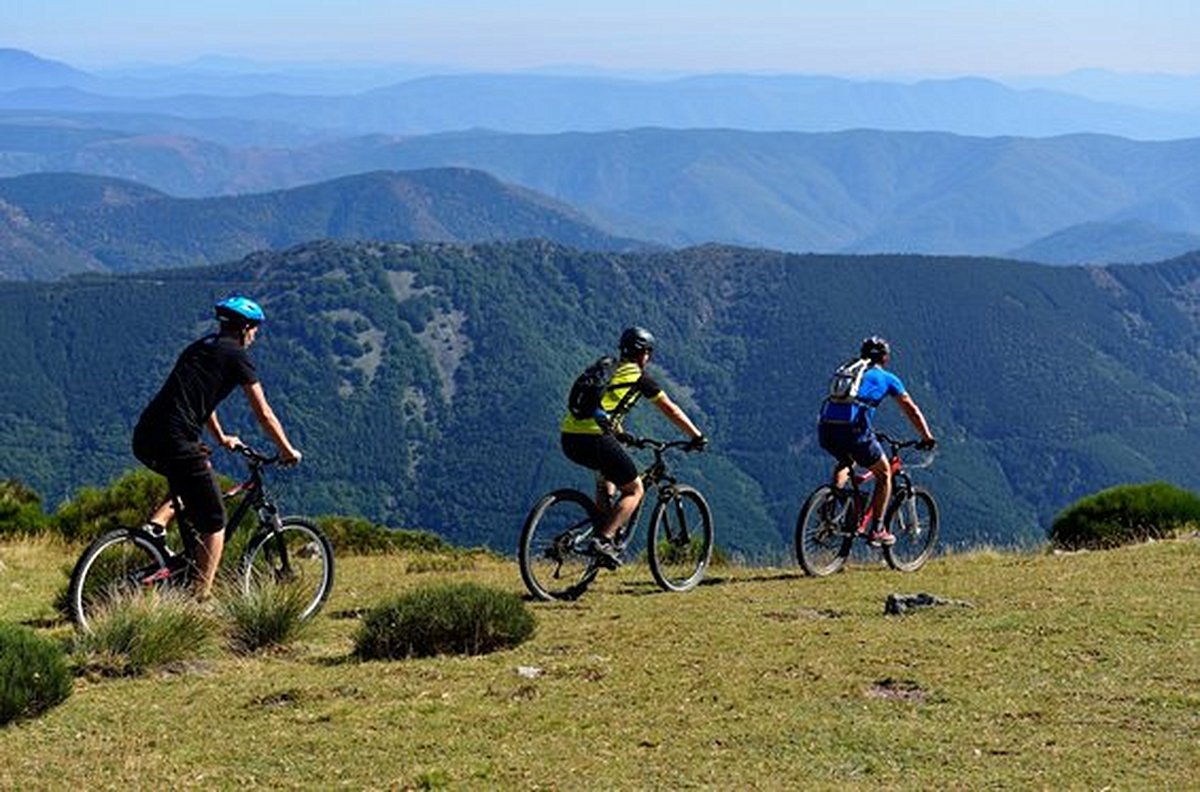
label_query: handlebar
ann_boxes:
[616,434,703,453]
[233,444,280,466]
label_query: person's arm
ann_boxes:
[242,382,302,463]
[894,393,935,443]
[205,412,242,450]
[651,393,704,440]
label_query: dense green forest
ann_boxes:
[2,240,1199,557]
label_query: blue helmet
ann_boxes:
[214,295,265,326]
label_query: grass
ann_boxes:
[0,537,1197,788]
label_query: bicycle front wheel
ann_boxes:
[241,517,335,620]
[884,487,939,572]
[67,528,169,633]
[794,485,853,577]
[518,489,602,601]
[647,485,714,592]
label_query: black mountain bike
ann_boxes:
[794,432,939,576]
[518,436,713,601]
[67,445,334,633]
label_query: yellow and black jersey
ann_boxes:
[560,361,664,435]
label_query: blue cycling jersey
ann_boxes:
[819,366,906,431]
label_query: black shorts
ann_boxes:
[817,422,884,469]
[561,432,639,487]
[132,437,226,534]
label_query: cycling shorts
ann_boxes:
[561,432,639,487]
[132,438,226,534]
[817,422,884,469]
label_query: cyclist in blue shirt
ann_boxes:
[817,336,936,546]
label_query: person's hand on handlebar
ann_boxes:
[916,437,937,451]
[279,445,303,466]
[687,434,709,452]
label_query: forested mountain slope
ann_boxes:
[5,124,1199,264]
[0,170,643,279]
[3,241,1199,556]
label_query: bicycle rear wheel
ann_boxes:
[647,485,714,592]
[518,489,601,601]
[884,487,939,572]
[794,485,853,577]
[67,528,170,633]
[241,517,335,620]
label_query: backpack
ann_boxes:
[567,356,620,420]
[826,357,872,404]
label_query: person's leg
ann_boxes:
[597,476,644,541]
[170,451,228,599]
[867,456,893,535]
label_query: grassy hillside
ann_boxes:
[4,241,1200,554]
[0,537,1196,788]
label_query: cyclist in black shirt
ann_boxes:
[132,296,301,600]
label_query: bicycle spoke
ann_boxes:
[519,491,601,601]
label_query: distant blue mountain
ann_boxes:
[0,50,1197,140]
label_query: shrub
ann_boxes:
[220,579,312,654]
[318,516,452,556]
[1049,481,1200,550]
[354,582,535,660]
[51,469,169,544]
[0,480,49,538]
[0,622,73,726]
[70,589,219,677]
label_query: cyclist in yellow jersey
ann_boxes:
[561,327,707,568]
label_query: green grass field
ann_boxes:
[1,537,1197,789]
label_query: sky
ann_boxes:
[6,0,1200,76]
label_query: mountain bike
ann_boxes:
[518,435,713,601]
[67,445,334,633]
[794,432,938,576]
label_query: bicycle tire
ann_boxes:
[883,487,939,572]
[794,485,853,577]
[647,485,714,592]
[518,489,602,601]
[67,527,170,633]
[240,516,335,620]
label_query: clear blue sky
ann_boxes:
[7,0,1199,75]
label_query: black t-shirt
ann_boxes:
[135,334,258,451]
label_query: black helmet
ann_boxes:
[860,335,890,363]
[619,326,656,359]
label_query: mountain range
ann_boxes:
[3,239,1200,557]
[0,170,643,279]
[3,49,1199,140]
[3,128,1200,271]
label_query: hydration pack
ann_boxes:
[567,356,620,420]
[827,357,872,404]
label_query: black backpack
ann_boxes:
[827,357,872,404]
[567,356,620,420]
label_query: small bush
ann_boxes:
[354,582,535,660]
[70,589,219,677]
[0,622,73,726]
[319,516,452,556]
[51,469,168,544]
[1049,481,1200,550]
[220,580,312,654]
[0,480,49,538]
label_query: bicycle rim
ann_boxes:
[795,486,852,577]
[518,490,601,601]
[68,529,168,633]
[241,517,335,620]
[884,488,939,572]
[647,486,713,592]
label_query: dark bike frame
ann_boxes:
[795,431,938,575]
[518,435,712,600]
